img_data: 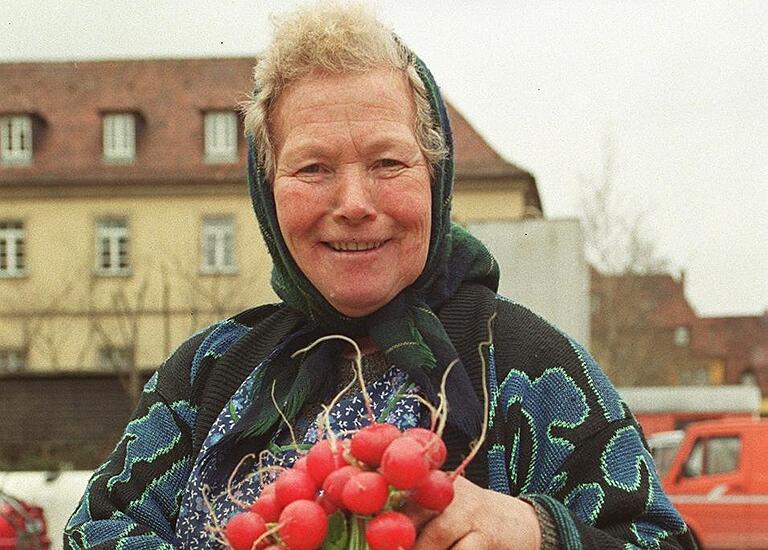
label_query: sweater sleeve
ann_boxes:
[489,301,696,549]
[63,328,214,549]
[522,418,696,549]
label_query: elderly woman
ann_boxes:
[66,5,694,550]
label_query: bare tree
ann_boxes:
[582,140,678,386]
[581,140,668,276]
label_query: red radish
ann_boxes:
[341,471,389,515]
[411,469,454,511]
[260,483,276,497]
[322,464,361,507]
[404,428,447,469]
[279,499,329,550]
[225,511,268,550]
[306,439,346,485]
[365,511,416,550]
[350,423,402,466]
[380,437,430,489]
[250,491,282,523]
[275,469,318,508]
[293,455,309,471]
[315,493,339,515]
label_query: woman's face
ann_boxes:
[271,69,431,318]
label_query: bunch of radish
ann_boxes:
[221,422,456,550]
[207,323,495,550]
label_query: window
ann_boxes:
[103,113,135,162]
[683,436,741,477]
[683,439,704,477]
[96,219,130,275]
[0,349,26,373]
[0,220,25,277]
[740,370,757,386]
[204,111,238,163]
[201,217,236,273]
[98,347,132,371]
[674,326,690,347]
[707,437,741,474]
[0,115,33,164]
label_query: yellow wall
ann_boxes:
[0,182,525,372]
[453,185,526,223]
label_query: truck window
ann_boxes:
[706,436,740,474]
[682,436,741,478]
[683,439,704,477]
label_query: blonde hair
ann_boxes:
[242,2,447,178]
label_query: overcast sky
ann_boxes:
[2,0,766,317]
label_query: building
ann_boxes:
[590,270,716,387]
[694,313,768,397]
[470,218,589,344]
[591,269,768,413]
[0,58,541,467]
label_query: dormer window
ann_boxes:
[103,113,135,162]
[204,111,238,163]
[0,115,33,165]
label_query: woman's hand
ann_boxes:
[404,475,541,550]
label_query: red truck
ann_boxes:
[661,418,768,549]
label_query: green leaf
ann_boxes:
[321,511,349,550]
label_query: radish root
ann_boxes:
[292,334,375,423]
[450,312,497,480]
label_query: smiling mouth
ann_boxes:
[326,241,384,252]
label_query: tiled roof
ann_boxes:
[590,270,698,326]
[0,58,253,184]
[694,315,768,368]
[0,57,533,187]
[444,103,529,179]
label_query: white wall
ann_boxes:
[468,218,590,346]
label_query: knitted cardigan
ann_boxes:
[65,284,696,549]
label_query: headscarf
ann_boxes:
[230,51,500,450]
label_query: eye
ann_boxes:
[297,163,325,174]
[373,158,404,170]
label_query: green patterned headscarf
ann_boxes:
[242,52,500,440]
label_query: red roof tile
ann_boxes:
[0,57,532,186]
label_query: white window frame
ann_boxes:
[204,111,238,163]
[0,115,33,164]
[95,219,130,276]
[103,113,136,162]
[0,220,25,277]
[201,217,237,273]
[0,348,26,373]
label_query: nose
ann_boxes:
[332,166,377,223]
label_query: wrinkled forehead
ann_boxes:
[268,68,418,149]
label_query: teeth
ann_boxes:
[329,241,382,252]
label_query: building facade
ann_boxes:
[0,58,541,467]
[0,58,541,376]
[591,269,768,412]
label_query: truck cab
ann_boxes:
[662,418,768,549]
